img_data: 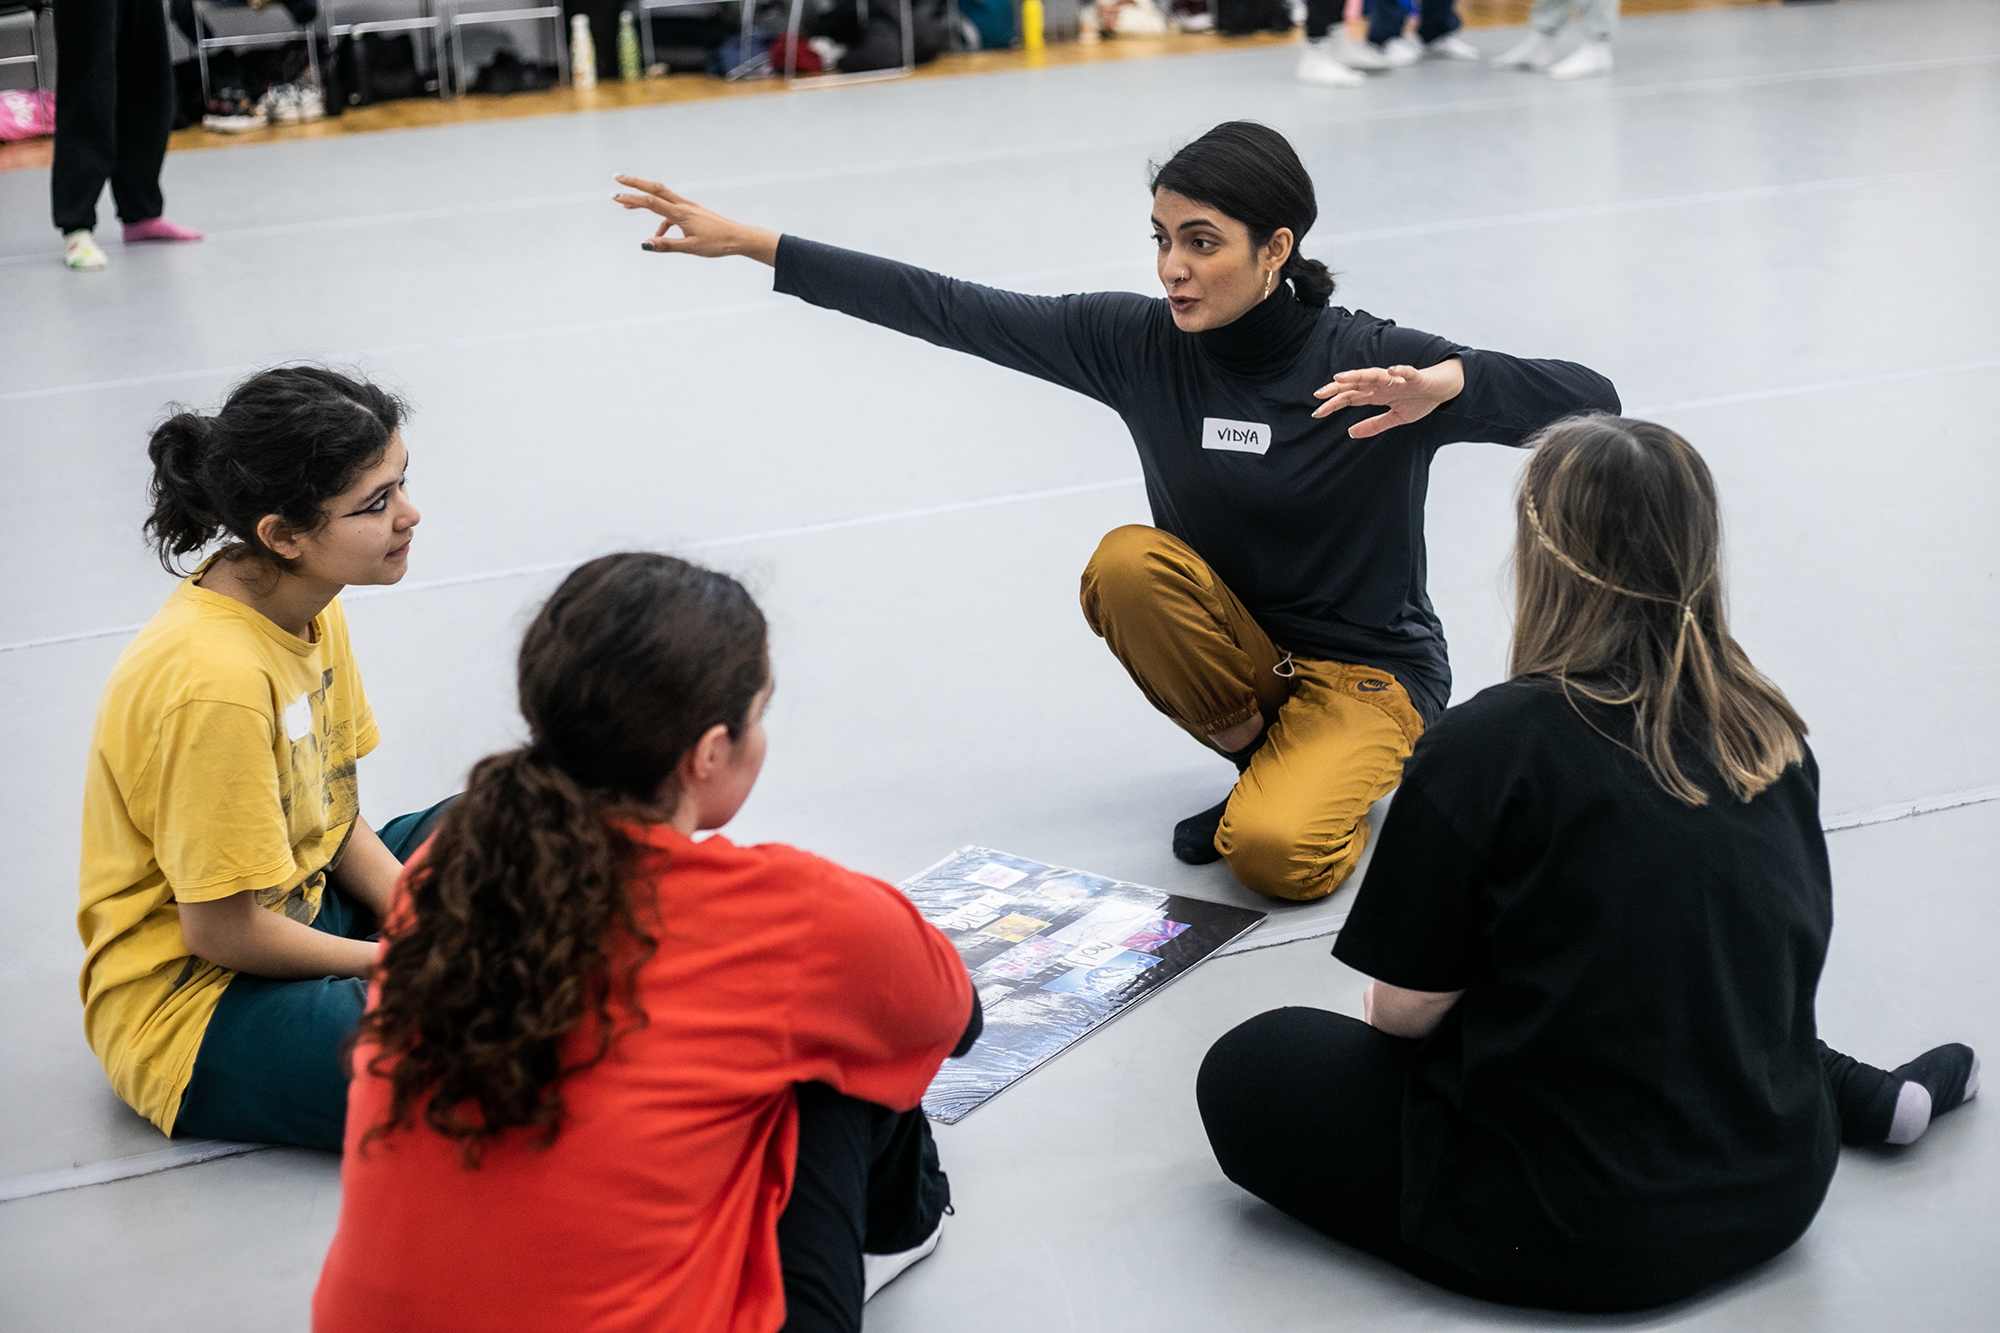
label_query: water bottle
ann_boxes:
[571,14,598,88]
[618,11,643,81]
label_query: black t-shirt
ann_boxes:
[773,238,1620,723]
[1334,679,1838,1305]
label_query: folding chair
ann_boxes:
[0,1,46,92]
[446,0,570,96]
[630,0,763,81]
[781,0,913,88]
[189,0,322,107]
[324,0,445,98]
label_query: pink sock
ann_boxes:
[122,218,204,243]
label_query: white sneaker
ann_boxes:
[1337,34,1389,70]
[1423,32,1481,60]
[1296,37,1367,86]
[1547,38,1613,79]
[862,1217,944,1302]
[1491,30,1557,70]
[1380,34,1422,66]
[63,230,107,271]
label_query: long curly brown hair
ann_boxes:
[353,553,769,1166]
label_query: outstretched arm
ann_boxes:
[611,175,1152,406]
[614,175,780,264]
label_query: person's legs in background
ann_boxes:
[107,0,176,233]
[777,1082,952,1333]
[50,0,119,266]
[1545,0,1616,78]
[1416,0,1479,58]
[1491,0,1568,70]
[1296,0,1366,86]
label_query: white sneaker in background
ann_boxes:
[1491,30,1557,69]
[1381,34,1422,66]
[862,1218,944,1303]
[1423,32,1481,60]
[1337,34,1389,69]
[1296,37,1367,86]
[63,230,107,271]
[1547,38,1613,79]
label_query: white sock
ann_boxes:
[862,1216,944,1302]
[1885,1081,1933,1146]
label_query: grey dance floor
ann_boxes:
[2,0,1997,1326]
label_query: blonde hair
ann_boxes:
[1510,415,1806,806]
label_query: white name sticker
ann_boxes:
[1201,417,1272,455]
[283,693,313,743]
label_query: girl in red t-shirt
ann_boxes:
[314,553,978,1333]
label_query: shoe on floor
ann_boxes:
[123,217,204,244]
[1337,34,1389,70]
[63,230,107,270]
[1297,37,1367,86]
[863,1217,943,1302]
[1380,34,1422,66]
[1423,32,1481,60]
[1547,38,1613,79]
[1491,30,1557,70]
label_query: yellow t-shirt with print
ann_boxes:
[77,570,378,1133]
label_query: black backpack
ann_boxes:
[333,33,434,107]
[1214,0,1290,35]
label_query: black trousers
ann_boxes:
[1303,0,1461,42]
[1199,1008,1873,1313]
[1197,1008,1532,1304]
[777,1082,950,1333]
[52,0,175,233]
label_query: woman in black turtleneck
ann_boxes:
[612,121,1619,904]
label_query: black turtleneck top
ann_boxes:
[773,237,1620,722]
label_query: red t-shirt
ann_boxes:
[313,827,971,1333]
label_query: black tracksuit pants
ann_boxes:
[1304,0,1462,43]
[1198,1007,1888,1314]
[778,1082,950,1333]
[52,0,175,234]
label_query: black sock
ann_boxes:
[1886,1044,1980,1144]
[1821,1040,1980,1146]
[1173,798,1229,865]
[1172,728,1267,866]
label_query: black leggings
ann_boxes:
[777,1083,949,1333]
[1196,1008,1533,1304]
[1198,1007,1886,1313]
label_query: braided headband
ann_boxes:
[1523,492,1706,624]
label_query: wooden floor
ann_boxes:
[0,0,1777,173]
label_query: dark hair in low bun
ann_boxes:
[1150,121,1336,308]
[144,365,407,575]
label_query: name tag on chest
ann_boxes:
[1202,417,1272,455]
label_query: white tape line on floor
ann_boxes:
[0,1139,271,1205]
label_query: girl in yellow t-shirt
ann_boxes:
[78,366,449,1152]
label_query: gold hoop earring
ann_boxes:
[1263,269,1275,300]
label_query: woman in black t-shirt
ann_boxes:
[1196,415,1978,1313]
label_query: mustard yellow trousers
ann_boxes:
[1080,526,1425,902]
